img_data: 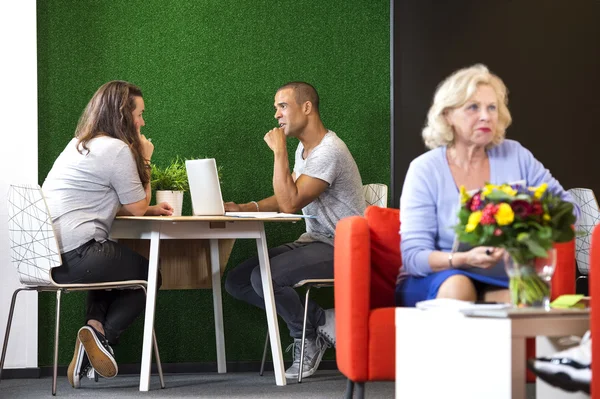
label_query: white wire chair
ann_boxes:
[0,183,165,394]
[568,188,600,276]
[258,183,388,382]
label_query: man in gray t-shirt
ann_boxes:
[224,82,365,380]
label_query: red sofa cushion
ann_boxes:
[365,206,401,309]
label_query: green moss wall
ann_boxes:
[37,0,390,366]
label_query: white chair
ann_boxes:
[568,188,600,278]
[363,183,388,208]
[0,184,165,395]
[258,183,388,382]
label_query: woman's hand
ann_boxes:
[140,134,154,161]
[464,246,505,269]
[145,202,173,216]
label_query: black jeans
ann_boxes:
[52,239,161,345]
[224,241,333,339]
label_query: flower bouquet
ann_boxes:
[454,182,576,308]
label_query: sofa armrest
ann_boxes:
[334,215,371,380]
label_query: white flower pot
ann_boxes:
[156,190,184,217]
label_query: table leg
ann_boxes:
[210,239,226,373]
[255,226,286,386]
[139,230,161,391]
[511,337,527,399]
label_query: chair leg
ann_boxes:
[52,290,63,396]
[152,329,165,389]
[355,382,365,399]
[345,378,355,399]
[259,331,269,376]
[0,288,28,383]
[298,286,312,383]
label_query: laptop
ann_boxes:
[185,158,225,216]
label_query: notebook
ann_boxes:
[185,158,225,216]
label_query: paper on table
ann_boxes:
[226,212,316,219]
[416,298,510,312]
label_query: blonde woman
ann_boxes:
[42,81,172,388]
[395,64,578,307]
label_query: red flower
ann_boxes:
[511,200,533,219]
[480,203,497,225]
[494,228,503,236]
[470,193,483,211]
[531,201,543,216]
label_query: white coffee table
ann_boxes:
[395,307,589,399]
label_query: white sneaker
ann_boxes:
[317,309,336,347]
[527,330,591,394]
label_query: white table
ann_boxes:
[111,215,301,391]
[395,307,589,399]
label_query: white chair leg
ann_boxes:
[52,290,62,396]
[298,286,312,383]
[152,330,165,389]
[0,288,29,382]
[259,331,269,376]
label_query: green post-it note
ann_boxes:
[550,294,585,309]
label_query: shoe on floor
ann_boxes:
[78,325,118,379]
[317,308,336,348]
[67,337,94,388]
[527,331,591,394]
[284,336,329,380]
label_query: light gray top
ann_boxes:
[293,130,365,245]
[42,137,146,253]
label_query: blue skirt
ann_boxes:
[395,269,509,307]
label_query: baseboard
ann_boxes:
[1,367,41,379]
[2,360,338,379]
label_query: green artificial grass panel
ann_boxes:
[37,0,390,365]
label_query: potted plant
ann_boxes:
[150,156,189,216]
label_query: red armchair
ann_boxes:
[334,206,576,398]
[589,224,600,398]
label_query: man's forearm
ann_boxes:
[272,150,298,213]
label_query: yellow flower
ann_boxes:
[529,183,548,199]
[481,184,496,198]
[494,203,515,226]
[543,213,551,221]
[500,184,517,197]
[465,211,482,232]
[459,186,470,205]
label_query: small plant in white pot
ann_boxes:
[151,156,189,217]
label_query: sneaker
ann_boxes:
[527,331,591,394]
[317,308,336,348]
[67,337,91,388]
[78,325,118,379]
[284,336,329,379]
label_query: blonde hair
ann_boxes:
[422,64,512,150]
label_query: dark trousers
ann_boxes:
[52,239,161,345]
[224,241,333,339]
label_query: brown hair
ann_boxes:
[75,80,149,184]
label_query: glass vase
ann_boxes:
[503,249,556,309]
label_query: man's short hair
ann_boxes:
[277,81,320,114]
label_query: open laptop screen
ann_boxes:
[185,159,225,216]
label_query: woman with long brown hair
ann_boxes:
[42,80,172,389]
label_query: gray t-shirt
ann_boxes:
[42,137,147,253]
[293,131,365,245]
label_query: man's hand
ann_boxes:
[224,202,241,212]
[145,202,174,216]
[264,127,287,153]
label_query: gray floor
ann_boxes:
[1,370,394,398]
[0,371,539,399]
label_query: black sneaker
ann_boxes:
[67,337,94,388]
[78,325,118,379]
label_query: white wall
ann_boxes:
[0,1,39,369]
